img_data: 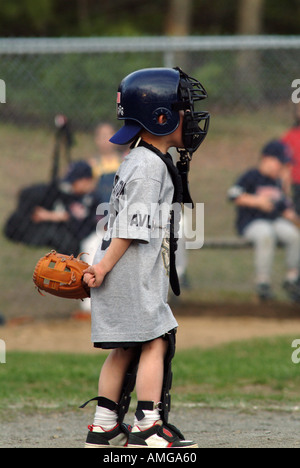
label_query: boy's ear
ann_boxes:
[157,114,167,125]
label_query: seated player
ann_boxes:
[228,140,300,302]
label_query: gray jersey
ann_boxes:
[90,146,178,344]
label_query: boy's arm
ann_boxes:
[31,206,70,223]
[83,238,133,288]
[235,193,274,212]
[228,177,274,213]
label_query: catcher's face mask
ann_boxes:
[173,67,210,157]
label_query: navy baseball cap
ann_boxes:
[261,140,293,164]
[109,120,142,145]
[63,161,93,183]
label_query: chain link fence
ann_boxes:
[1,36,300,317]
[1,36,300,127]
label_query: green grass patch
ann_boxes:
[1,335,300,415]
[174,336,300,408]
[0,352,104,413]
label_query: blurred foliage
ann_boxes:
[0,0,299,37]
[0,52,165,129]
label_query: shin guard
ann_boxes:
[160,329,176,424]
[117,349,140,424]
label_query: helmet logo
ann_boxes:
[116,92,124,117]
[118,104,124,117]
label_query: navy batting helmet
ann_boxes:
[110,67,210,156]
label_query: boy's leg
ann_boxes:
[274,218,300,301]
[273,218,300,279]
[243,220,276,299]
[127,338,168,431]
[98,347,137,402]
[135,337,168,404]
[84,347,138,448]
[129,336,198,448]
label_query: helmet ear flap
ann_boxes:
[114,68,191,137]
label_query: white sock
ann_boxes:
[93,405,118,431]
[134,408,160,430]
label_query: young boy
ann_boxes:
[82,67,209,448]
[228,140,300,302]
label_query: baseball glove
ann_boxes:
[33,250,90,300]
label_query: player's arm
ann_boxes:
[228,180,274,213]
[235,193,274,212]
[31,206,70,223]
[83,238,132,288]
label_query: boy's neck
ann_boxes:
[139,133,169,155]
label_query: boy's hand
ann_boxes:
[83,264,106,289]
[83,238,133,289]
[254,195,274,213]
[283,209,300,227]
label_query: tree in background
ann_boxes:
[236,0,265,104]
[164,0,193,69]
[237,0,264,35]
[165,0,193,36]
[0,0,300,37]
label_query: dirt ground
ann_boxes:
[2,301,300,449]
[3,301,300,353]
[2,406,300,449]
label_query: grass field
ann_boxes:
[1,335,299,416]
[0,106,295,319]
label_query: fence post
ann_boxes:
[0,79,6,103]
[163,50,175,68]
[0,339,6,364]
